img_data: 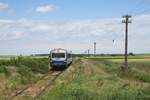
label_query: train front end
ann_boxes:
[50,49,67,68]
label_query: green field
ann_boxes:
[40,56,150,100]
[0,55,150,100]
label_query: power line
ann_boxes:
[133,8,150,17]
[129,0,148,14]
[130,0,150,17]
[124,0,150,18]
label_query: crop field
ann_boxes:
[89,55,150,62]
[109,58,150,63]
[0,55,150,100]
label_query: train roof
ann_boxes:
[51,48,71,53]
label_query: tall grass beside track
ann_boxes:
[0,56,49,99]
[41,57,150,100]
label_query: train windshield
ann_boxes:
[52,53,65,58]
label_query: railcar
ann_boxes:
[49,48,72,69]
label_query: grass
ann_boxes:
[40,57,150,100]
[0,55,149,100]
[0,56,49,99]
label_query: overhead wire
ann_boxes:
[129,0,150,17]
[129,0,149,14]
[133,8,150,17]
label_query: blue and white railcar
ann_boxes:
[50,48,72,68]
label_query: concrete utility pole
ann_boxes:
[122,15,132,71]
[94,42,96,56]
[88,49,90,58]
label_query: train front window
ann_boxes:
[52,53,65,58]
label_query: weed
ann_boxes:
[0,66,9,76]
[17,64,34,84]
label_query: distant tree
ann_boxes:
[100,54,105,56]
[129,52,135,56]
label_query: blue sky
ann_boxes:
[0,0,150,55]
[1,0,149,20]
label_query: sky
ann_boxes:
[0,0,150,55]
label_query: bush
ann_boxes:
[0,56,49,74]
[17,64,34,84]
[0,66,9,76]
[0,60,11,66]
[16,57,49,74]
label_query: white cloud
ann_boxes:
[0,19,14,23]
[0,2,9,12]
[0,2,15,15]
[34,4,55,13]
[0,15,150,54]
[16,18,33,27]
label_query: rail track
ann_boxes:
[8,70,63,100]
